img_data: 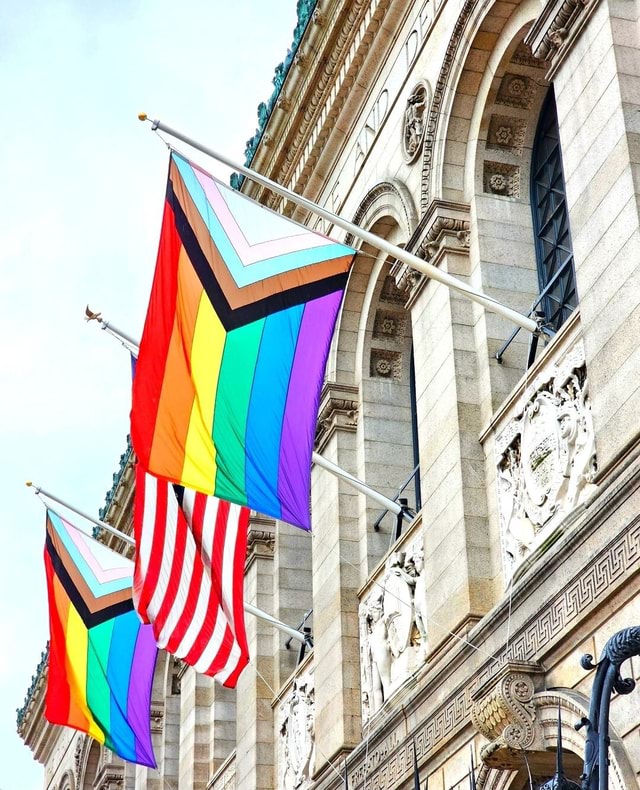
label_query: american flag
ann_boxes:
[133,464,250,687]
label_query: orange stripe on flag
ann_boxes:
[149,245,202,482]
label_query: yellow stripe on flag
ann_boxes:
[66,603,105,744]
[182,290,226,492]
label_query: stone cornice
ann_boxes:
[245,516,276,572]
[17,661,61,766]
[246,0,407,210]
[525,0,601,79]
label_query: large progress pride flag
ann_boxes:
[44,509,157,767]
[131,152,355,529]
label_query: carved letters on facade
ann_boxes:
[359,540,427,722]
[496,341,597,578]
[278,669,315,790]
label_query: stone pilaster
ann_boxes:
[273,519,313,688]
[398,202,493,653]
[209,683,236,778]
[235,519,276,790]
[311,410,362,771]
[527,0,640,474]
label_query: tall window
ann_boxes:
[530,87,578,332]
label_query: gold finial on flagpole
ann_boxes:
[85,305,102,323]
[25,481,33,487]
[138,112,148,122]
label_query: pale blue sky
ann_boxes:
[0,1,298,786]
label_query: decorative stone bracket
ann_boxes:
[525,0,599,76]
[314,381,359,452]
[390,200,471,305]
[471,661,546,770]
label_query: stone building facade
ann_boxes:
[18,0,640,788]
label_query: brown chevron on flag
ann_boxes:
[133,464,251,687]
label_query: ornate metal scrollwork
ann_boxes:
[577,626,640,790]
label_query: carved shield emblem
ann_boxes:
[520,392,562,526]
[383,569,414,658]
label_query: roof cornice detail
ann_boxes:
[246,0,404,208]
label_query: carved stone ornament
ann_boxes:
[496,340,597,579]
[359,539,427,722]
[278,669,315,790]
[471,662,545,770]
[315,382,359,451]
[402,84,429,163]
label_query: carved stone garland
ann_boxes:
[495,340,597,579]
[278,669,316,790]
[359,539,427,722]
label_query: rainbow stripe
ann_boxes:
[44,510,157,767]
[131,153,355,529]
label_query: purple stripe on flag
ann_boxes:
[278,290,344,528]
[127,624,158,768]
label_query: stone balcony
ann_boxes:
[208,749,236,790]
[480,311,598,586]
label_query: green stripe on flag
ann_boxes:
[213,319,265,504]
[86,618,115,742]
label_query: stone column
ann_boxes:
[178,666,213,790]
[235,519,276,790]
[161,659,181,789]
[209,683,236,778]
[527,0,640,473]
[398,202,493,653]
[311,387,362,772]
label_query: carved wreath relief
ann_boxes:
[402,84,428,162]
[359,540,427,722]
[278,670,315,790]
[496,341,597,579]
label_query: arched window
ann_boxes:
[530,86,578,332]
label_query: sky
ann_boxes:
[0,1,299,786]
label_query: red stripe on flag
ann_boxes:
[133,464,250,687]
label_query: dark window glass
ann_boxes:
[530,86,578,331]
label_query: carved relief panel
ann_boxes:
[495,340,597,579]
[402,83,429,163]
[359,539,427,722]
[278,669,315,790]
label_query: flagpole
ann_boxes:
[26,482,307,644]
[88,313,412,521]
[27,481,137,547]
[138,114,539,335]
[85,305,139,348]
[312,452,411,521]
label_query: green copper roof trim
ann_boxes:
[97,435,133,528]
[16,644,49,729]
[230,0,319,190]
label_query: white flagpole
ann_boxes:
[88,312,411,522]
[138,114,539,335]
[311,452,409,520]
[27,481,136,546]
[85,305,139,348]
[27,481,307,644]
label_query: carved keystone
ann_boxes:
[471,661,545,770]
